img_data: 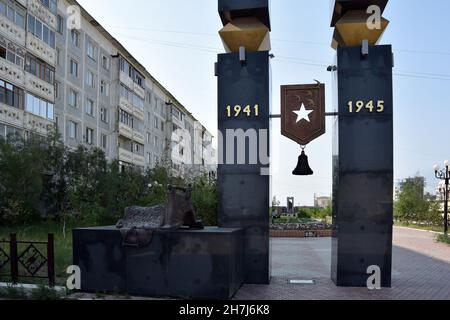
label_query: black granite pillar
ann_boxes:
[217,51,271,285]
[332,45,394,287]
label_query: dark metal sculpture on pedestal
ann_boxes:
[216,0,271,285]
[330,0,393,287]
[116,185,204,248]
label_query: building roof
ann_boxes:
[67,0,213,137]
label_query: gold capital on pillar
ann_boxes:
[219,17,271,53]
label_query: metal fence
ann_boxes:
[0,234,55,287]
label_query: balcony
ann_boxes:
[24,112,52,136]
[133,105,144,121]
[0,15,26,46]
[133,154,145,168]
[25,73,55,102]
[119,97,144,121]
[0,102,52,136]
[0,103,24,129]
[118,122,133,140]
[119,96,133,116]
[119,71,134,90]
[118,147,133,164]
[119,148,145,168]
[27,0,57,30]
[133,131,144,145]
[118,120,146,144]
[26,32,56,66]
[0,58,25,87]
[133,83,145,100]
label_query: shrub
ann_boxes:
[191,174,218,226]
[0,130,219,228]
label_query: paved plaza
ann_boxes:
[235,227,450,300]
[65,226,450,301]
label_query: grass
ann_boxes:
[394,221,445,233]
[437,234,450,246]
[273,216,330,224]
[0,284,65,300]
[0,220,94,287]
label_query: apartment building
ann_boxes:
[0,0,215,177]
[0,0,56,140]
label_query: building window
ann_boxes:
[101,134,107,149]
[101,55,109,70]
[71,29,80,47]
[154,117,159,129]
[25,53,55,84]
[69,121,77,139]
[28,14,55,48]
[57,15,64,35]
[69,89,78,108]
[56,47,61,66]
[0,0,25,29]
[100,107,108,123]
[86,40,96,60]
[0,80,24,110]
[161,120,164,131]
[0,45,24,68]
[85,127,94,145]
[153,136,158,148]
[70,58,78,77]
[86,70,95,87]
[25,93,53,120]
[119,109,133,128]
[86,98,94,116]
[100,80,109,96]
[55,81,59,98]
[40,0,57,15]
[171,107,181,119]
[147,152,151,164]
[146,132,151,143]
[120,84,143,109]
[119,56,145,88]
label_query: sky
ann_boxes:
[77,0,450,206]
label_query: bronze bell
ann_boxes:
[292,151,314,176]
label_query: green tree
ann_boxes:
[395,177,430,223]
[0,133,45,225]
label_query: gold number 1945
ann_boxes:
[348,100,385,113]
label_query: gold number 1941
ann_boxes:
[347,100,385,113]
[226,104,259,118]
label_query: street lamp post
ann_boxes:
[434,161,449,235]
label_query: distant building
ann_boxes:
[435,180,450,217]
[314,194,331,209]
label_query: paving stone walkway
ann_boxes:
[235,227,450,300]
[64,226,450,300]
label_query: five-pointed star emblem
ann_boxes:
[293,103,314,123]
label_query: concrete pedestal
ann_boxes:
[73,226,244,299]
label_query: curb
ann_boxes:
[395,226,445,235]
[270,230,334,238]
